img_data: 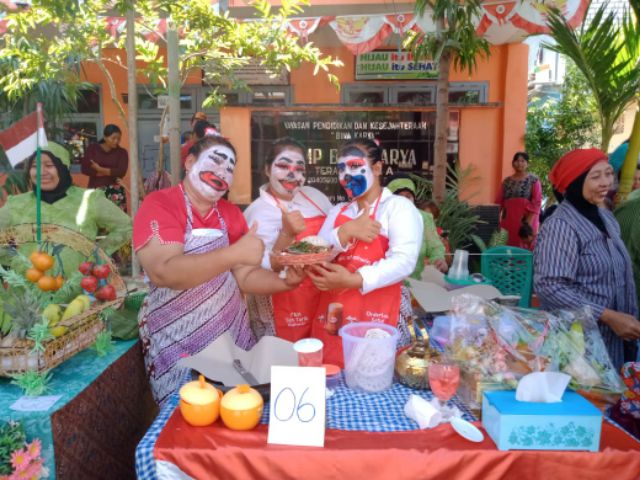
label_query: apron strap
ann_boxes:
[299,190,328,217]
[181,184,228,236]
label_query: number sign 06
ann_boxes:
[274,387,316,423]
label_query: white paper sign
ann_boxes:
[10,395,62,412]
[267,366,326,447]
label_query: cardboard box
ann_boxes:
[482,390,602,452]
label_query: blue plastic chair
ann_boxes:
[480,246,533,308]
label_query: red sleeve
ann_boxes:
[133,190,186,251]
[219,200,248,245]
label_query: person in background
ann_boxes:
[180,120,218,169]
[518,220,536,251]
[244,138,332,341]
[0,142,131,275]
[81,124,129,212]
[614,188,640,317]
[134,135,303,405]
[534,148,639,369]
[307,139,423,366]
[386,177,448,277]
[496,152,542,246]
[540,188,564,224]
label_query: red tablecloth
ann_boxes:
[154,411,640,480]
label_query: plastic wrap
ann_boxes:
[443,295,624,412]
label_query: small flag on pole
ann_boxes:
[0,105,48,167]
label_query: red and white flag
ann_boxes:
[0,104,48,167]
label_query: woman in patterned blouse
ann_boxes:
[534,149,640,369]
[496,152,542,249]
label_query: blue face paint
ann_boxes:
[346,175,368,197]
[338,153,375,199]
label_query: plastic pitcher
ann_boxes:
[339,322,399,393]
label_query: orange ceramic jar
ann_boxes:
[179,375,220,427]
[220,384,263,431]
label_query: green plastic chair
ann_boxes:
[481,246,533,307]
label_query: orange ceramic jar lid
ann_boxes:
[323,364,341,376]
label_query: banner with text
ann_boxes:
[355,51,438,80]
[250,111,459,203]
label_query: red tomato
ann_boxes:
[95,284,117,301]
[79,262,95,275]
[80,276,99,293]
[92,264,111,279]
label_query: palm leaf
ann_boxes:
[544,4,640,151]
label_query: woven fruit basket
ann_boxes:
[0,224,126,376]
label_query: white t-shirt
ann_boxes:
[243,185,333,270]
[318,187,423,295]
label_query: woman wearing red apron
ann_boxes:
[308,139,424,366]
[244,138,332,341]
[134,136,303,406]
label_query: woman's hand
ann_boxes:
[432,258,449,273]
[279,205,306,238]
[338,202,381,245]
[91,160,111,176]
[283,266,305,289]
[601,309,640,341]
[231,223,264,267]
[307,262,362,291]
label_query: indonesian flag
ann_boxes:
[0,105,48,167]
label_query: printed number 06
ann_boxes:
[274,387,316,423]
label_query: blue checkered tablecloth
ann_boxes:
[135,375,475,479]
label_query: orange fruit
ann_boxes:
[55,275,64,290]
[37,275,57,292]
[31,252,55,272]
[25,268,43,283]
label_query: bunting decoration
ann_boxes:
[93,0,589,53]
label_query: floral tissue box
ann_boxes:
[482,390,602,452]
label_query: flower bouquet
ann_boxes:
[0,421,47,480]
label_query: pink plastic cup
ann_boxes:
[293,338,324,367]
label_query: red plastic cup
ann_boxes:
[293,338,324,367]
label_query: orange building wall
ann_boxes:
[69,40,527,208]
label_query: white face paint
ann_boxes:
[188,144,236,202]
[268,148,306,198]
[337,148,375,199]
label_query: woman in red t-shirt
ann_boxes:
[134,135,303,406]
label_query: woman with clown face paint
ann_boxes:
[133,136,305,406]
[244,138,332,341]
[308,139,424,367]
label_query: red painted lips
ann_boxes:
[200,171,229,192]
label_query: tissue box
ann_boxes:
[482,390,602,452]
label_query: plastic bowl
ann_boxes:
[339,322,399,393]
[324,364,342,388]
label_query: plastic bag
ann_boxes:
[446,294,550,410]
[444,295,624,412]
[540,307,624,395]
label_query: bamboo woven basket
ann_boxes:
[0,224,126,375]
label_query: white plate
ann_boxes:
[450,416,485,443]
